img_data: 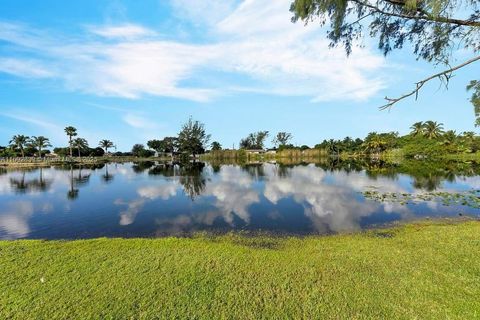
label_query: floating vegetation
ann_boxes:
[362,189,480,209]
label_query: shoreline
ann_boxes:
[1,217,476,241]
[0,156,172,168]
[1,153,479,168]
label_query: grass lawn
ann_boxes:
[1,220,480,319]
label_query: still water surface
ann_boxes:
[1,161,479,239]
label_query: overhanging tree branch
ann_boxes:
[380,55,480,110]
[350,0,480,27]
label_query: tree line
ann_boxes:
[312,121,480,159]
[1,118,479,159]
[1,127,115,158]
[0,117,211,159]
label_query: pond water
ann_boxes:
[1,160,480,239]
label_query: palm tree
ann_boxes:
[423,121,444,139]
[409,121,424,136]
[72,138,89,158]
[326,139,339,155]
[441,130,458,146]
[363,135,388,154]
[30,136,51,158]
[462,131,476,141]
[460,131,476,151]
[64,126,78,158]
[99,139,114,154]
[9,135,29,157]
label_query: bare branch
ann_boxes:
[380,55,480,110]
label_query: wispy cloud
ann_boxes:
[122,113,156,129]
[89,24,155,39]
[0,111,70,144]
[0,0,387,103]
[212,0,386,101]
[0,112,63,132]
[170,0,239,26]
[0,57,54,78]
[0,201,34,239]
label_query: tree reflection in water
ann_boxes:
[240,163,265,179]
[146,161,206,200]
[9,168,53,194]
[67,166,92,200]
[179,162,206,201]
[102,164,114,183]
[132,161,155,174]
[3,159,480,239]
[148,162,177,177]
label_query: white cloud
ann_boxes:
[0,111,68,144]
[56,41,217,101]
[212,0,386,101]
[115,182,179,226]
[216,0,292,37]
[0,0,387,102]
[170,0,239,26]
[0,112,62,131]
[89,24,155,39]
[123,113,156,129]
[203,165,260,224]
[0,201,34,239]
[138,184,178,200]
[263,164,411,232]
[115,198,146,226]
[0,57,54,78]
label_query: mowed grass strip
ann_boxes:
[1,221,479,319]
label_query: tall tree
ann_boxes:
[29,136,51,158]
[177,117,211,157]
[147,139,163,154]
[162,137,178,154]
[72,138,89,158]
[240,131,269,149]
[131,144,149,157]
[290,0,480,124]
[423,121,444,139]
[460,131,477,151]
[9,135,29,157]
[326,139,339,155]
[99,139,114,154]
[162,137,179,160]
[64,126,77,158]
[442,130,458,146]
[272,132,293,148]
[363,134,388,154]
[409,122,425,137]
[462,131,476,141]
[210,141,222,151]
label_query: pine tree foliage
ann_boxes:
[290,0,480,124]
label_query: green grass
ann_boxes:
[1,221,480,319]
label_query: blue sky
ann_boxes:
[0,0,478,151]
